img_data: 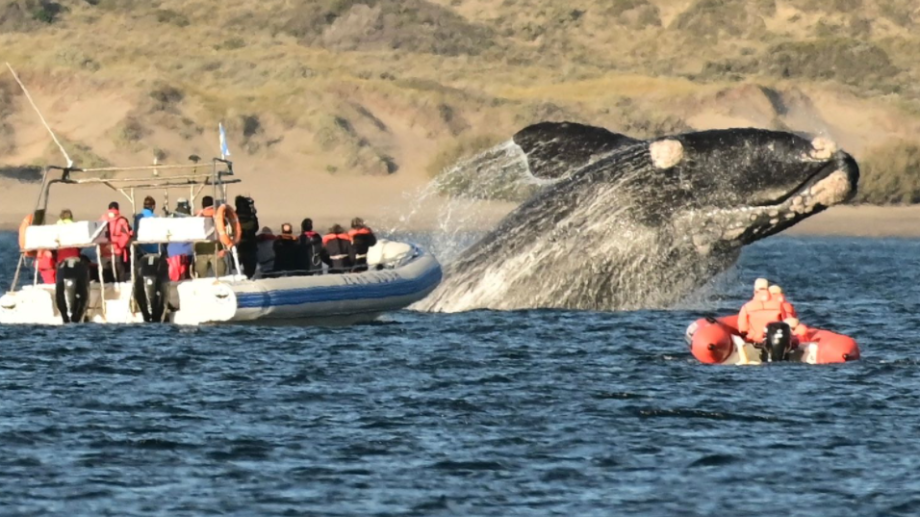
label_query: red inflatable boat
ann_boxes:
[686,315,860,365]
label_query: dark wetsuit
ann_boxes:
[349,227,377,272]
[321,233,356,273]
[273,235,300,274]
[237,210,259,278]
[298,231,323,275]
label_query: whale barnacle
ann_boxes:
[649,139,684,170]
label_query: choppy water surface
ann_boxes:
[2,231,920,516]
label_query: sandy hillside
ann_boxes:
[1,0,919,234]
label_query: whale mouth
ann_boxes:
[737,157,857,243]
[682,152,858,251]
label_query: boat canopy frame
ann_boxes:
[8,157,242,300]
[30,157,239,224]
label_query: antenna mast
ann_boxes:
[5,62,74,167]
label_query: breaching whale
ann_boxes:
[417,122,859,312]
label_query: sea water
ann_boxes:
[1,231,919,516]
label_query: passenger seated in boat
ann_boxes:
[235,196,259,279]
[194,196,227,278]
[322,224,356,274]
[298,218,323,275]
[100,201,133,282]
[738,278,789,344]
[255,226,275,276]
[348,217,377,273]
[273,223,300,274]
[784,317,811,345]
[768,285,797,318]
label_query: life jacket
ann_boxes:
[776,294,797,318]
[37,249,56,284]
[349,227,377,263]
[738,291,788,343]
[100,209,133,260]
[322,233,355,271]
[323,233,352,245]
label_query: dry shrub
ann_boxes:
[760,39,898,89]
[0,165,42,183]
[670,0,773,40]
[606,0,661,28]
[278,0,497,56]
[855,140,920,204]
[426,133,503,178]
[0,0,66,30]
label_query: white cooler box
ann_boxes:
[137,217,215,243]
[23,221,108,250]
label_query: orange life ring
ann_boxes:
[18,214,37,258]
[214,204,242,248]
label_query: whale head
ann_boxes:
[417,124,859,312]
[654,129,859,254]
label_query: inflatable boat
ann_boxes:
[0,158,442,326]
[685,315,860,365]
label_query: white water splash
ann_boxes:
[384,140,558,264]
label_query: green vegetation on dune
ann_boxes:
[0,0,918,202]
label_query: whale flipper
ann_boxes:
[512,122,640,180]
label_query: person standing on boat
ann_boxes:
[298,218,323,275]
[100,201,133,282]
[322,224,356,274]
[235,196,260,278]
[273,223,300,274]
[55,209,81,264]
[737,278,789,344]
[194,196,227,278]
[768,285,797,318]
[166,199,193,281]
[134,196,159,258]
[255,226,276,277]
[348,217,377,272]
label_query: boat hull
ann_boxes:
[1,246,442,326]
[686,315,860,365]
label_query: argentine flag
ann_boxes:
[219,122,231,159]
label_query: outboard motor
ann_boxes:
[55,257,90,323]
[762,321,792,362]
[134,254,169,323]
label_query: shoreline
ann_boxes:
[1,204,919,237]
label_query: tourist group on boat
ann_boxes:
[30,195,378,285]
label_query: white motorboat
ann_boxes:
[0,159,441,325]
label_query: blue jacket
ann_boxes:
[167,242,193,258]
[135,208,159,255]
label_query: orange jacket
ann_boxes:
[738,292,789,343]
[775,294,797,318]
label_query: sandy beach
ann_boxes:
[1,171,917,238]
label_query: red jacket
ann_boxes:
[100,209,133,260]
